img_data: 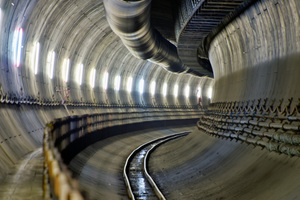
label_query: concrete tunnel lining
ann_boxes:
[0,0,300,199]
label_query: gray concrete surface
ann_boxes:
[149,128,300,200]
[68,126,194,200]
[209,0,300,102]
[0,0,299,199]
[0,148,43,200]
[69,124,300,200]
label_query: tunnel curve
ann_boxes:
[0,0,300,199]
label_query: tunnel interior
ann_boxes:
[0,0,300,199]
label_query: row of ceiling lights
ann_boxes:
[13,28,212,99]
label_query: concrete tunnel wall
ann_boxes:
[209,0,300,104]
[0,0,299,198]
[0,0,213,183]
[144,0,300,199]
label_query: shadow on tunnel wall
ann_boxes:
[213,53,300,106]
[60,119,198,165]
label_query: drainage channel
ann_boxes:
[124,132,191,200]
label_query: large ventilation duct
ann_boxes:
[104,0,197,75]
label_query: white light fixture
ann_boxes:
[174,84,178,97]
[114,75,121,91]
[90,68,96,88]
[127,76,133,93]
[197,87,201,98]
[63,58,70,82]
[17,28,23,67]
[14,28,23,67]
[50,51,55,79]
[150,81,156,95]
[33,42,40,75]
[0,9,2,28]
[78,64,83,85]
[207,87,213,99]
[163,83,168,97]
[103,71,109,90]
[139,79,144,94]
[185,85,190,98]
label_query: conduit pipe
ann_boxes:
[103,0,194,74]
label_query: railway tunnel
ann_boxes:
[0,0,300,199]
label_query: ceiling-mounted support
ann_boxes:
[104,0,202,76]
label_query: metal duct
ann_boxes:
[103,0,191,74]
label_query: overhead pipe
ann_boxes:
[103,0,199,75]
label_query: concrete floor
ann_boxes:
[0,124,299,200]
[68,125,300,200]
[68,125,194,200]
[0,148,43,200]
[149,128,300,200]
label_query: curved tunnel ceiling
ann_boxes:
[0,0,300,199]
[0,0,213,107]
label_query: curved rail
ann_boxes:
[123,131,190,200]
[44,109,199,200]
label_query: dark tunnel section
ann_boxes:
[0,0,300,199]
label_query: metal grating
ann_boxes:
[176,0,257,77]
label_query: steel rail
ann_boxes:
[123,131,190,200]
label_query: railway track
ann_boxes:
[123,132,191,200]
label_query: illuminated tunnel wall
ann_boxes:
[0,0,299,194]
[0,0,213,181]
[1,0,213,106]
[209,0,300,103]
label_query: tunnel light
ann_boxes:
[16,28,23,67]
[207,87,213,99]
[14,28,23,67]
[174,84,178,97]
[33,42,40,75]
[150,81,156,95]
[139,79,144,94]
[50,51,55,79]
[103,71,109,90]
[78,64,84,85]
[163,83,168,97]
[90,68,96,88]
[0,9,2,37]
[127,76,133,93]
[197,87,201,98]
[114,75,121,91]
[185,85,190,98]
[63,58,70,82]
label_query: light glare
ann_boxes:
[103,71,109,90]
[13,30,18,67]
[208,87,213,99]
[50,51,55,79]
[63,58,70,82]
[15,28,23,67]
[163,83,168,97]
[197,87,201,98]
[127,77,133,93]
[150,81,156,95]
[114,75,121,91]
[34,42,40,75]
[90,68,96,88]
[174,84,178,97]
[78,64,83,85]
[185,85,190,98]
[139,79,144,94]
